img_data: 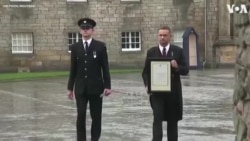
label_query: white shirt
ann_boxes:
[159,43,170,56]
[82,38,92,49]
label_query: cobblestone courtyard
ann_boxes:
[0,69,235,141]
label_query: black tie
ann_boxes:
[84,41,88,51]
[162,47,167,57]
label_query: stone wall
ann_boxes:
[0,0,208,71]
[205,0,219,67]
[233,0,250,140]
[187,0,206,62]
[211,0,238,68]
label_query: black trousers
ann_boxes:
[151,95,178,141]
[75,93,103,141]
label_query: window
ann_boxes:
[121,31,141,51]
[172,30,184,48]
[10,0,31,1]
[11,33,33,54]
[68,32,82,53]
[67,0,87,2]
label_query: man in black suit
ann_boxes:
[142,26,189,141]
[67,18,111,141]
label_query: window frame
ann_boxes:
[11,32,34,54]
[66,0,87,2]
[68,32,82,53]
[121,31,141,52]
[172,30,184,48]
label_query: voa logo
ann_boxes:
[227,4,248,14]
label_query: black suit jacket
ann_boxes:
[67,39,111,96]
[142,44,189,121]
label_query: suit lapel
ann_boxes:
[87,39,96,53]
[154,45,174,58]
[150,45,175,58]
[156,46,162,57]
[77,41,85,53]
[167,44,174,58]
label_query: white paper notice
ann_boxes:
[152,63,168,85]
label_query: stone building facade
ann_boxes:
[0,0,236,72]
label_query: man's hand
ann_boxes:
[171,60,178,69]
[68,90,74,100]
[103,88,111,96]
[145,86,151,95]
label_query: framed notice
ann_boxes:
[148,58,172,93]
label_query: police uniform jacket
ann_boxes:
[67,39,111,96]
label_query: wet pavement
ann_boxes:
[0,69,235,141]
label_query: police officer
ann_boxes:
[67,17,111,141]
